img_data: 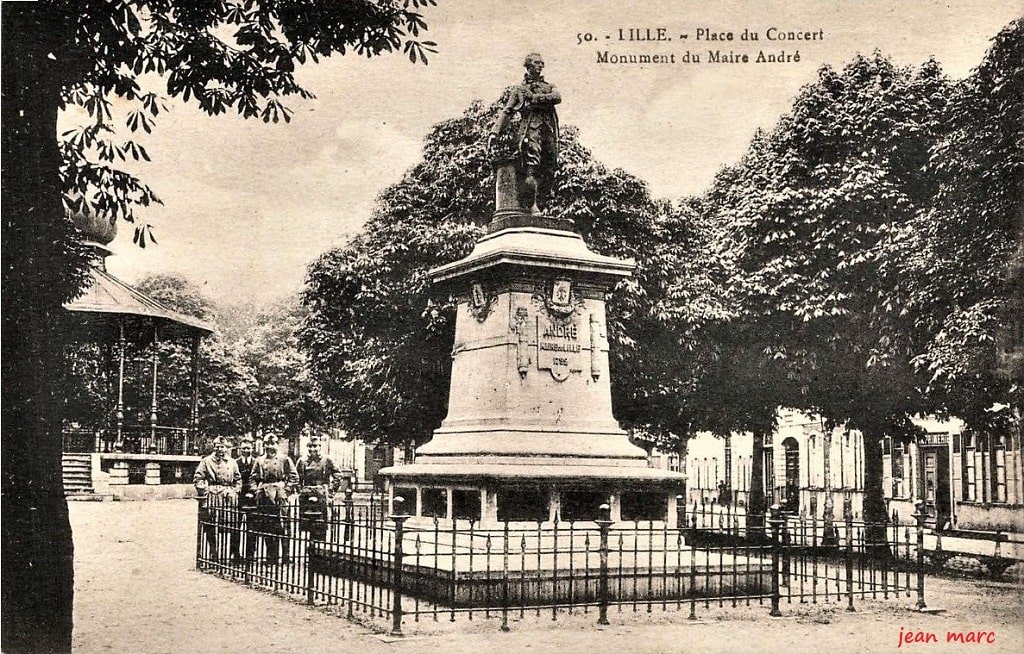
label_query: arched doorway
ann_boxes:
[781,437,800,513]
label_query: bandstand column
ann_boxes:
[115,317,126,448]
[189,335,201,455]
[149,322,160,452]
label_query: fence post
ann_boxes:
[912,500,927,610]
[844,494,855,612]
[390,499,410,638]
[344,479,355,542]
[768,504,783,617]
[195,494,207,569]
[306,516,317,605]
[596,503,613,626]
[501,520,511,632]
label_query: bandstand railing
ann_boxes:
[62,424,195,455]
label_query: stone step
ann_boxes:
[65,492,111,502]
[62,455,94,494]
[64,477,92,486]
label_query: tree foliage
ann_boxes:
[697,53,957,523]
[713,55,951,408]
[691,33,1022,523]
[3,4,437,647]
[887,19,1024,430]
[58,0,437,246]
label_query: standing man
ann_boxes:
[487,52,561,214]
[235,436,258,561]
[251,435,298,564]
[193,436,241,563]
[297,435,343,540]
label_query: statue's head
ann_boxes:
[523,52,545,78]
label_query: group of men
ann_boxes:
[193,433,346,563]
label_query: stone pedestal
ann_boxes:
[109,461,130,486]
[145,462,162,485]
[381,212,685,526]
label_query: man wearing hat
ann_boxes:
[251,435,298,564]
[297,435,343,539]
[193,436,241,563]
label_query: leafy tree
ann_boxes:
[301,101,728,451]
[887,19,1023,432]
[225,296,325,444]
[133,274,253,448]
[134,273,216,320]
[708,53,955,531]
[2,2,436,649]
[108,275,324,452]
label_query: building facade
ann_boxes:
[682,410,1023,533]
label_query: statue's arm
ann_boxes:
[529,84,561,106]
[489,87,521,137]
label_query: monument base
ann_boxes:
[380,463,686,527]
[487,210,576,234]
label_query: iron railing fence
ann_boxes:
[196,492,932,636]
[62,424,193,455]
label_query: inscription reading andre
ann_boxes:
[537,317,582,381]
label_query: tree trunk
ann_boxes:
[860,421,890,554]
[821,422,836,545]
[2,5,79,652]
[722,433,732,505]
[748,431,766,533]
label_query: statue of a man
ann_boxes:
[487,53,561,214]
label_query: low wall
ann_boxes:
[309,546,770,607]
[955,503,1024,532]
[110,484,198,501]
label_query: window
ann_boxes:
[892,442,906,497]
[668,453,681,473]
[496,487,548,522]
[421,488,447,518]
[560,490,607,522]
[993,436,1007,503]
[979,433,991,503]
[160,462,191,484]
[621,492,666,522]
[452,489,482,521]
[963,432,977,501]
[128,462,147,485]
[393,486,417,514]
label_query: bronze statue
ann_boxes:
[487,53,561,214]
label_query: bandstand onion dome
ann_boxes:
[64,266,214,338]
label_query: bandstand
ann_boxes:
[61,210,213,499]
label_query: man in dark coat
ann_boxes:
[235,436,258,561]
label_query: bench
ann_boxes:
[926,529,1015,578]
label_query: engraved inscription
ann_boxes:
[537,315,583,381]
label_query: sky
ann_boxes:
[92,0,1023,307]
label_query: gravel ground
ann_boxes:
[70,500,1024,654]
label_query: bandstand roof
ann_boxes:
[64,266,214,337]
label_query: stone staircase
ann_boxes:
[62,453,94,495]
